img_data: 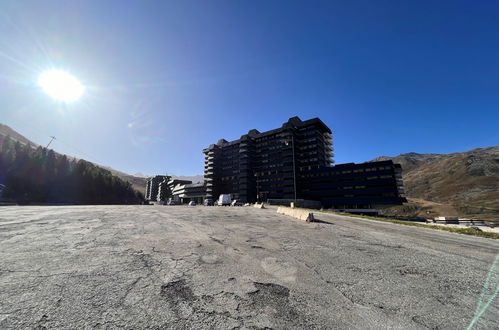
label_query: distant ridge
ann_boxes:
[170,175,204,184]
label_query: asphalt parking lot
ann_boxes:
[0,205,497,329]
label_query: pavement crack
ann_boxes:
[209,236,225,245]
[119,276,143,306]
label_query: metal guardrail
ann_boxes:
[427,219,499,227]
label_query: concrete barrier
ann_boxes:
[277,206,315,222]
[254,203,265,209]
[267,199,322,209]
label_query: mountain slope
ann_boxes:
[0,124,203,195]
[0,135,143,204]
[373,146,499,219]
[100,166,148,194]
[0,124,149,193]
[0,124,39,147]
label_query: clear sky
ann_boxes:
[1,1,498,176]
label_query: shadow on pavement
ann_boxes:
[313,217,335,225]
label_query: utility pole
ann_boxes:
[285,134,297,202]
[46,136,56,149]
[291,134,297,202]
[255,173,259,203]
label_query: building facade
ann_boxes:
[146,177,207,204]
[171,182,206,204]
[299,160,405,211]
[203,116,406,211]
[145,175,169,201]
[156,176,172,202]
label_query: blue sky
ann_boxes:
[1,1,498,176]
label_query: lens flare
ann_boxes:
[38,70,84,102]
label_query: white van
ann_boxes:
[217,194,231,206]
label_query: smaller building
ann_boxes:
[168,179,192,191]
[171,182,206,204]
[435,216,458,221]
[299,160,406,213]
[145,178,207,204]
[145,175,169,201]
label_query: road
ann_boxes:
[0,205,497,329]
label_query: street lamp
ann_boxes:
[284,135,297,202]
[254,172,259,203]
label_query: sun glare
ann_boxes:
[38,70,84,102]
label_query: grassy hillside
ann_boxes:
[374,147,499,219]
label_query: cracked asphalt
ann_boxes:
[0,205,497,329]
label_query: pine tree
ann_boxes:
[0,137,143,204]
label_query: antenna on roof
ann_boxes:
[46,136,56,149]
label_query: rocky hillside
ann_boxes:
[374,146,499,219]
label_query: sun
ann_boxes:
[38,70,84,102]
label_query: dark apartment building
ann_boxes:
[145,175,169,201]
[203,116,406,212]
[157,176,172,202]
[299,160,405,210]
